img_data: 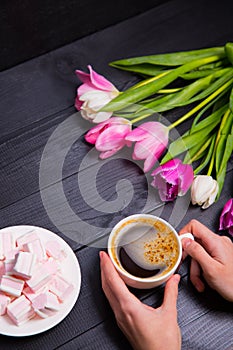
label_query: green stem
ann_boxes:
[194,134,217,175]
[207,108,231,175]
[168,77,233,130]
[188,137,213,163]
[131,113,153,124]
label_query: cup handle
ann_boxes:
[179,232,194,242]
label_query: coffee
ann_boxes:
[112,218,179,279]
[108,214,194,289]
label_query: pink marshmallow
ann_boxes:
[49,275,74,302]
[7,295,35,326]
[0,292,11,315]
[0,275,25,297]
[3,258,16,275]
[0,232,16,260]
[23,239,46,262]
[0,261,4,277]
[16,231,39,249]
[45,240,66,260]
[13,251,36,279]
[22,285,47,302]
[26,264,53,292]
[32,291,60,318]
[4,248,20,260]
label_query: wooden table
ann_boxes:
[0,0,233,348]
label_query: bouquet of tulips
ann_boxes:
[74,43,233,234]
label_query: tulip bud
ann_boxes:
[191,175,219,209]
[151,159,194,201]
[219,198,233,236]
[85,117,132,159]
[125,122,169,173]
[75,65,119,123]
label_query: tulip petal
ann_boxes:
[92,112,113,123]
[178,164,194,195]
[75,96,83,110]
[88,65,118,92]
[219,198,233,230]
[99,146,122,159]
[75,69,91,84]
[152,175,168,202]
[96,126,128,151]
[151,158,193,202]
[143,153,157,173]
[125,127,148,142]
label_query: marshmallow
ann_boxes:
[16,231,39,250]
[0,292,11,315]
[13,251,36,279]
[0,262,4,277]
[0,232,16,260]
[7,295,35,326]
[0,230,74,327]
[22,285,48,301]
[0,275,25,297]
[45,240,66,260]
[4,248,19,260]
[32,291,60,318]
[3,258,16,275]
[23,239,46,262]
[26,264,53,292]
[49,275,74,302]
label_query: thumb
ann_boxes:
[162,274,180,312]
[182,238,214,271]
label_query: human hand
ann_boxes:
[100,251,181,350]
[180,219,233,301]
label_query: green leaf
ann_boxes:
[103,55,224,112]
[185,69,233,105]
[183,136,213,163]
[194,134,217,174]
[110,47,225,67]
[225,42,233,65]
[109,63,168,76]
[215,131,233,200]
[215,111,233,172]
[229,87,233,113]
[191,93,227,131]
[180,68,222,80]
[161,130,210,163]
[216,165,227,200]
[141,75,214,113]
[161,106,224,164]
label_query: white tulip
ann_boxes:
[79,90,118,123]
[191,175,219,209]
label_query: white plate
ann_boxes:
[0,225,81,337]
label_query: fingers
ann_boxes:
[182,238,216,273]
[189,259,205,292]
[179,220,220,256]
[99,251,137,310]
[162,274,180,312]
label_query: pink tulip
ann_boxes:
[85,117,132,159]
[75,65,119,123]
[125,122,169,173]
[219,198,233,236]
[151,159,194,202]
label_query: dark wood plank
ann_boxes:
[1,0,233,348]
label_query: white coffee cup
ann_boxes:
[108,214,193,289]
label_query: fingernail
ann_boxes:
[182,238,192,249]
[99,251,104,260]
[173,274,181,283]
[195,281,205,293]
